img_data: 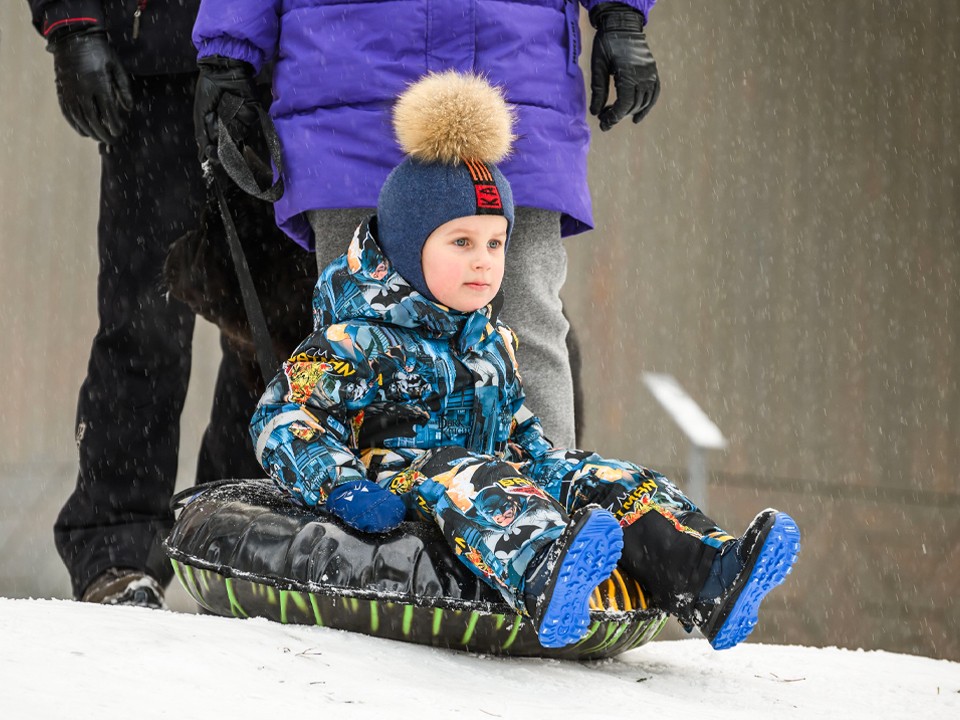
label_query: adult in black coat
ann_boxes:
[27,0,269,607]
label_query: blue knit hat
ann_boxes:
[377,72,516,301]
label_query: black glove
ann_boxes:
[194,56,260,162]
[589,3,660,131]
[49,28,134,145]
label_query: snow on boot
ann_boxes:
[81,569,167,610]
[522,505,624,648]
[696,509,800,650]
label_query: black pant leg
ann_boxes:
[54,74,205,598]
[194,334,267,485]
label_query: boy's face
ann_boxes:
[421,215,508,312]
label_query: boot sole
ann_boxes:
[537,510,624,649]
[708,512,800,650]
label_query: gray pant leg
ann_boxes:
[307,208,375,273]
[501,208,575,447]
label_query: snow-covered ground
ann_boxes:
[1,597,956,719]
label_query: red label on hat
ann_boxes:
[475,184,503,210]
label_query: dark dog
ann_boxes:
[163,166,315,393]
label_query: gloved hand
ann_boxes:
[325,479,406,533]
[49,28,133,145]
[589,3,661,131]
[193,56,260,162]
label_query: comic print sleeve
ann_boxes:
[508,405,555,461]
[249,322,380,509]
[192,0,282,73]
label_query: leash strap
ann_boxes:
[204,92,287,385]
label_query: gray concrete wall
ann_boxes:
[564,2,959,659]
[1,3,957,658]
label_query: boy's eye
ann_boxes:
[487,239,504,250]
[453,237,468,247]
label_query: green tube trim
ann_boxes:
[167,558,666,658]
[309,593,325,627]
[184,565,201,600]
[623,617,659,650]
[635,615,668,647]
[613,618,646,651]
[402,604,414,637]
[592,622,620,652]
[171,561,187,594]
[597,621,631,652]
[501,616,523,650]
[460,612,480,645]
[290,591,309,614]
[224,578,248,618]
[577,620,602,645]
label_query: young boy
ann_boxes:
[250,72,800,650]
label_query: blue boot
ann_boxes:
[522,506,624,649]
[696,509,801,650]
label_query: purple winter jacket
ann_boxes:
[193,0,657,250]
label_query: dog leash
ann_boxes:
[204,93,285,385]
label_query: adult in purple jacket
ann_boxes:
[192,0,660,448]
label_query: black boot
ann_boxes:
[617,506,726,618]
[522,505,623,648]
[694,509,800,650]
[81,569,167,610]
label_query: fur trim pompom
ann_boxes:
[393,71,516,165]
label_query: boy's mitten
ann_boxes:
[49,28,133,145]
[589,3,660,131]
[325,479,406,533]
[193,56,260,161]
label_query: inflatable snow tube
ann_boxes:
[164,480,667,660]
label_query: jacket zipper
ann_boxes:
[132,0,148,40]
[565,0,580,76]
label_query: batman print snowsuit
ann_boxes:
[250,219,732,614]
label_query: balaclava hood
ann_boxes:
[376,72,516,302]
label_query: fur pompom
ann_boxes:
[393,71,516,165]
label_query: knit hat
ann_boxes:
[377,72,516,301]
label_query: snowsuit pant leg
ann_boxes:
[521,450,734,617]
[53,74,263,599]
[310,208,578,448]
[382,447,567,611]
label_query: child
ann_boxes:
[250,72,800,650]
